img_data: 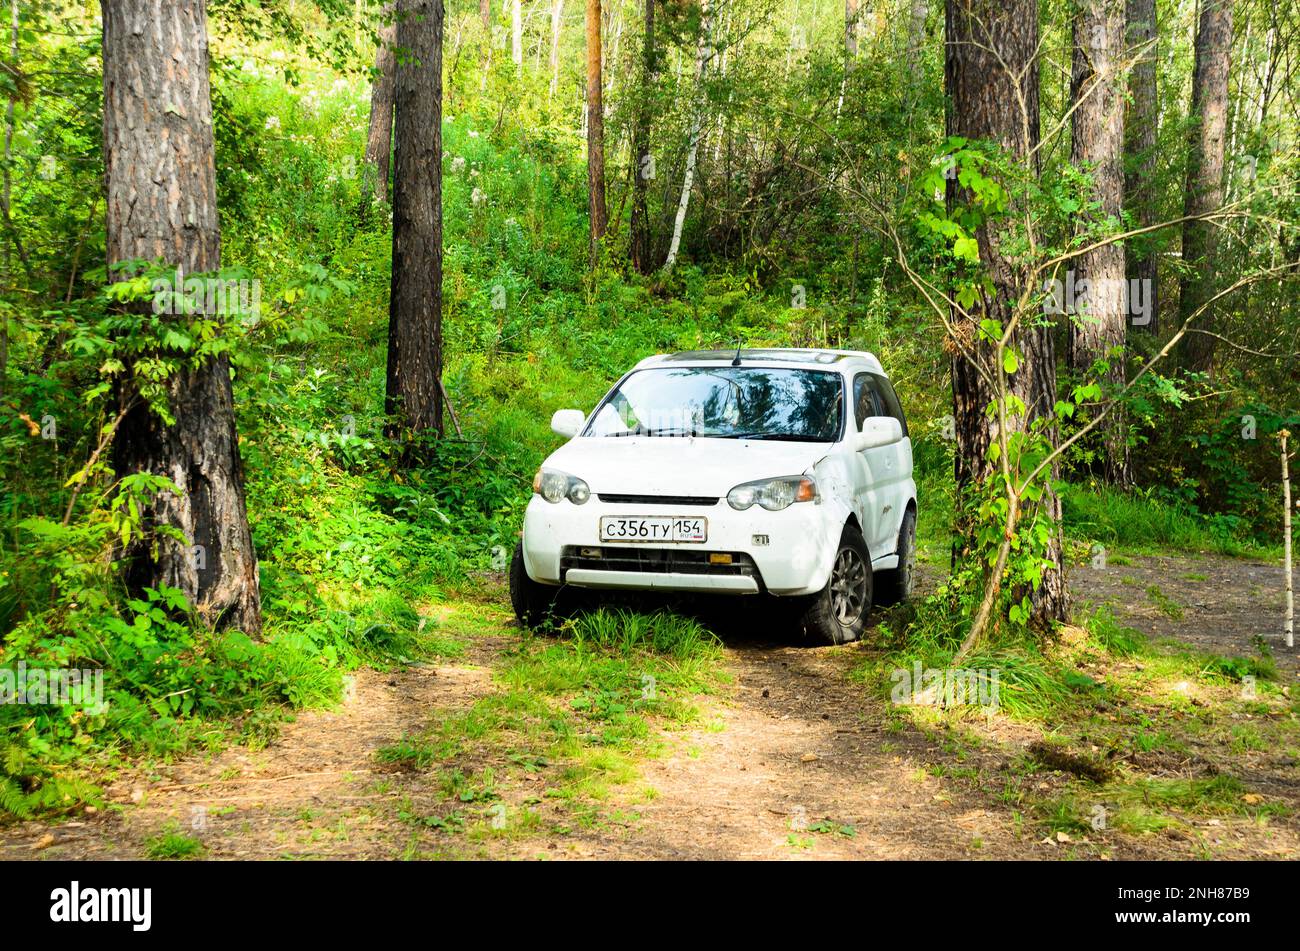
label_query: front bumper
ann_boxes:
[521,495,837,596]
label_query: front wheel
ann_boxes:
[509,540,560,630]
[797,525,873,645]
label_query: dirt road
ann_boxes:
[3,553,1297,861]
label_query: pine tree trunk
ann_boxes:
[585,0,607,265]
[1124,0,1158,333]
[387,0,445,448]
[103,0,261,633]
[629,0,654,273]
[1070,0,1131,485]
[1178,0,1233,372]
[364,4,397,204]
[945,0,1068,625]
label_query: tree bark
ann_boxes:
[945,0,1067,625]
[1070,0,1131,485]
[1178,0,1233,372]
[481,0,490,29]
[386,0,445,448]
[629,0,654,273]
[845,0,859,58]
[1124,0,1158,333]
[549,0,564,95]
[364,4,397,204]
[511,0,522,69]
[585,0,607,265]
[103,0,261,633]
[661,0,711,276]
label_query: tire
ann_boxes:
[875,507,916,607]
[797,524,873,645]
[509,540,560,630]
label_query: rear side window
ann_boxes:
[852,372,909,437]
[852,374,882,430]
[870,374,908,437]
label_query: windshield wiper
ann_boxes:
[720,432,825,442]
[607,426,700,437]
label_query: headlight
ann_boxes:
[532,468,590,504]
[726,476,818,511]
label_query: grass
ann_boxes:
[1062,485,1278,558]
[372,605,726,841]
[144,824,206,860]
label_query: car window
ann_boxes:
[852,373,883,431]
[586,366,844,442]
[870,374,909,437]
[853,372,909,437]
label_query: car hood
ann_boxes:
[543,436,833,498]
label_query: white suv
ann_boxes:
[509,348,917,643]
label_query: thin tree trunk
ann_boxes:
[946,0,1067,627]
[1178,0,1233,372]
[512,0,522,68]
[1282,430,1294,648]
[386,0,445,448]
[1070,0,1131,485]
[586,0,607,265]
[661,0,711,276]
[549,0,564,95]
[481,0,490,29]
[845,0,858,58]
[0,0,16,400]
[103,0,261,633]
[1124,0,1158,332]
[629,0,654,273]
[364,4,397,204]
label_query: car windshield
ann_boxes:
[585,366,843,442]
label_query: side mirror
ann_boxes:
[852,416,902,451]
[551,409,585,438]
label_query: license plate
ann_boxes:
[599,516,708,543]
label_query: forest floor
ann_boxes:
[2,551,1297,861]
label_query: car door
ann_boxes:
[866,373,910,551]
[848,373,894,558]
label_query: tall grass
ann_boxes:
[1062,486,1276,558]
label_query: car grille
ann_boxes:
[560,546,759,579]
[596,493,718,506]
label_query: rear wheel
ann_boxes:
[875,507,916,606]
[797,525,873,645]
[509,541,560,630]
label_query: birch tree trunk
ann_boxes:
[1283,430,1294,648]
[629,0,655,273]
[586,0,607,265]
[661,0,712,276]
[549,0,564,95]
[512,0,522,69]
